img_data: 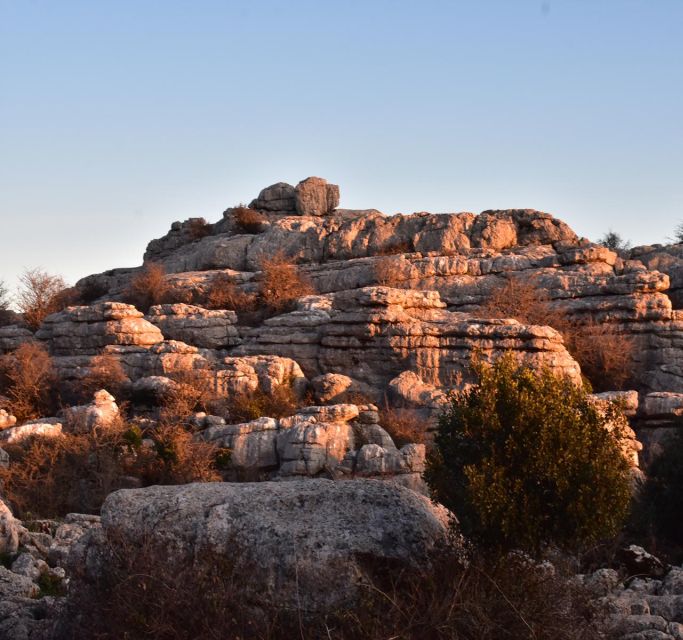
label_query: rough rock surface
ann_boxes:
[0,420,63,445]
[36,302,163,356]
[146,304,240,349]
[249,181,297,214]
[236,286,582,389]
[65,390,119,434]
[0,325,33,355]
[294,176,340,216]
[196,403,426,488]
[70,480,450,611]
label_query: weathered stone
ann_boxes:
[0,325,33,355]
[0,567,39,599]
[36,302,164,357]
[0,420,63,445]
[215,355,308,399]
[147,304,240,349]
[65,390,119,434]
[0,500,21,556]
[71,480,450,611]
[295,177,339,216]
[0,409,16,429]
[249,182,297,214]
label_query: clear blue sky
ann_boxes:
[1,0,682,293]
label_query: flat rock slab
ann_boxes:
[73,479,450,612]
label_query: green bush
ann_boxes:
[424,355,632,555]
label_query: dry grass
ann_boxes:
[0,341,58,423]
[60,542,605,640]
[259,251,315,313]
[16,268,71,330]
[479,277,635,392]
[379,405,427,447]
[234,204,266,234]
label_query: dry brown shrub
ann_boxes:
[160,369,224,425]
[259,251,315,313]
[124,262,170,312]
[0,342,58,422]
[479,277,635,392]
[61,542,604,640]
[16,268,71,330]
[79,354,129,401]
[186,217,212,240]
[205,272,258,313]
[377,240,413,256]
[379,405,427,447]
[374,256,405,287]
[0,279,14,326]
[563,320,636,392]
[227,382,303,423]
[140,423,221,486]
[233,204,266,233]
[0,421,137,518]
[479,276,560,328]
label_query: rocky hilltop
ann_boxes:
[1,177,683,638]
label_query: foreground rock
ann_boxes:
[69,480,450,613]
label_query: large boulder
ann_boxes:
[249,182,297,214]
[295,177,340,216]
[69,480,450,612]
[65,390,120,434]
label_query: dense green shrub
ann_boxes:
[424,355,632,555]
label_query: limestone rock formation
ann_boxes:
[36,302,164,356]
[196,402,425,486]
[69,480,450,611]
[65,389,120,434]
[146,303,240,349]
[294,176,340,216]
[0,325,33,355]
[236,286,582,389]
[249,181,297,214]
[0,419,63,445]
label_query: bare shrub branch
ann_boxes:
[16,268,70,330]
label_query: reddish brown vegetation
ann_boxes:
[186,217,212,240]
[479,277,635,391]
[233,205,266,234]
[62,544,603,640]
[379,405,427,447]
[259,252,315,313]
[16,268,73,330]
[205,272,258,313]
[0,342,58,422]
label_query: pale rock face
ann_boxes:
[65,389,120,434]
[311,373,377,404]
[146,304,240,350]
[0,499,21,555]
[295,176,340,216]
[36,302,164,356]
[196,403,427,487]
[0,409,17,429]
[71,480,450,611]
[0,419,63,445]
[387,370,450,416]
[215,355,308,399]
[249,181,297,214]
[236,286,582,390]
[641,392,683,420]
